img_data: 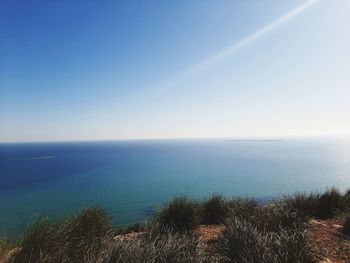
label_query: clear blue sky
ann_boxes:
[1,0,350,142]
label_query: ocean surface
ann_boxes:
[1,137,350,235]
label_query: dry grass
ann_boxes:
[1,188,350,262]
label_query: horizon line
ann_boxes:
[1,134,349,144]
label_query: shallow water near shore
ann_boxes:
[1,137,350,235]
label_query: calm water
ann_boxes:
[1,138,350,235]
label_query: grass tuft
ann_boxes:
[316,188,345,219]
[259,203,307,232]
[202,194,227,224]
[342,215,350,237]
[11,208,111,263]
[282,192,320,218]
[216,212,315,263]
[226,198,259,222]
[101,225,202,263]
[11,216,62,263]
[155,196,200,232]
[216,217,266,262]
[61,207,111,262]
[344,189,350,209]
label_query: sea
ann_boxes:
[1,137,350,235]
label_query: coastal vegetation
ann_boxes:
[1,188,350,263]
[343,215,350,236]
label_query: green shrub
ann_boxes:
[216,216,315,263]
[155,196,200,232]
[283,189,349,219]
[202,194,227,224]
[216,217,266,262]
[316,188,345,219]
[64,207,111,239]
[61,207,112,262]
[344,189,350,209]
[100,226,202,263]
[226,198,259,222]
[11,216,63,263]
[258,203,307,232]
[269,228,315,263]
[216,201,314,263]
[282,192,320,218]
[225,199,304,233]
[342,215,350,236]
[11,208,112,263]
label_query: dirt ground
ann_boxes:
[306,218,350,263]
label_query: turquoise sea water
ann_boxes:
[1,138,350,235]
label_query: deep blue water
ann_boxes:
[1,138,350,235]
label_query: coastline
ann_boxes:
[1,188,350,262]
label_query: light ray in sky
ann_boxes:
[163,0,319,88]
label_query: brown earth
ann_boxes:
[306,218,350,263]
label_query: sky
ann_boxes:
[1,0,350,142]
